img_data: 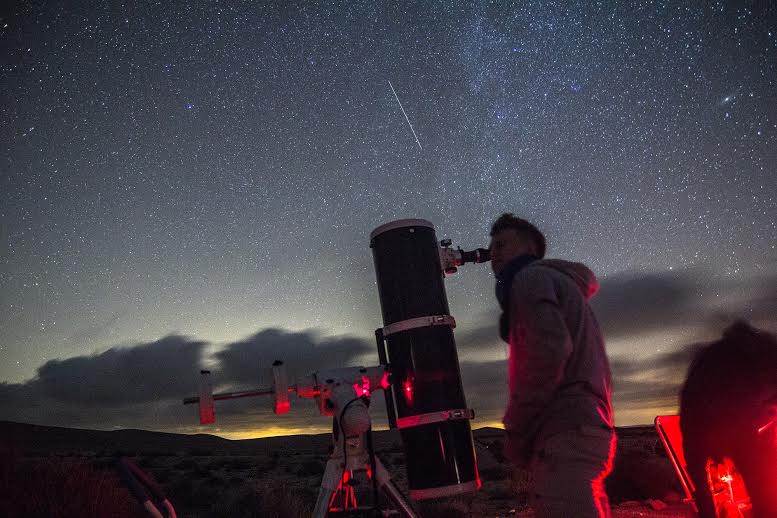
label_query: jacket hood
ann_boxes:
[532,259,599,299]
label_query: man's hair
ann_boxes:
[490,213,547,258]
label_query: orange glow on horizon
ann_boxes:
[213,425,332,440]
[204,421,509,440]
[200,409,672,441]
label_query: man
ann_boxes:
[680,321,777,518]
[489,213,615,518]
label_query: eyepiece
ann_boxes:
[460,248,490,264]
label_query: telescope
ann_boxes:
[183,218,490,516]
[371,219,487,500]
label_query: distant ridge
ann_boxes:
[0,420,654,457]
[0,420,331,456]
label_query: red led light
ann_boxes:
[352,375,371,397]
[379,371,391,390]
[403,377,414,403]
[275,400,290,414]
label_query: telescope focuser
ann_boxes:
[439,239,490,275]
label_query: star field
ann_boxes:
[1,1,776,432]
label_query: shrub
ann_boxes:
[220,457,255,470]
[165,476,221,511]
[173,458,198,470]
[491,440,507,463]
[110,449,137,458]
[605,451,681,503]
[187,447,214,456]
[151,467,173,483]
[295,459,326,477]
[417,495,483,518]
[0,448,141,518]
[388,454,405,467]
[209,482,313,518]
[189,464,211,478]
[138,456,156,468]
[479,465,510,481]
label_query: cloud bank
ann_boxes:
[2,268,776,435]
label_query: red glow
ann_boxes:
[379,371,391,390]
[274,400,290,414]
[592,431,617,517]
[655,415,695,497]
[329,470,357,512]
[403,378,413,403]
[352,375,371,397]
[199,405,215,425]
[706,457,751,515]
[757,418,775,434]
[656,415,754,513]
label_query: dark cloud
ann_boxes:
[0,328,374,432]
[459,359,508,418]
[454,270,708,349]
[592,270,705,340]
[455,319,501,350]
[0,335,204,432]
[34,335,207,406]
[213,328,372,387]
[717,272,777,325]
[4,269,777,434]
[591,269,777,341]
[608,340,711,414]
[456,269,777,351]
[609,345,702,380]
[612,378,680,411]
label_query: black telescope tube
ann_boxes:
[370,219,480,500]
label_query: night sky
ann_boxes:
[2,2,776,438]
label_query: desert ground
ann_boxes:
[0,421,696,517]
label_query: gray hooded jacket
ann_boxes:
[503,259,613,447]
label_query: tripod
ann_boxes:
[313,417,416,518]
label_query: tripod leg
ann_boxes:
[313,458,344,518]
[373,458,418,518]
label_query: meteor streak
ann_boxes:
[388,80,422,150]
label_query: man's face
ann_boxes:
[489,229,532,275]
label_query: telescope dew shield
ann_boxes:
[370,219,480,500]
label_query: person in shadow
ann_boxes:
[680,321,777,518]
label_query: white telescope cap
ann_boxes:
[370,219,434,241]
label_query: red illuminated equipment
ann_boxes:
[184,364,416,517]
[656,415,753,518]
[117,457,177,518]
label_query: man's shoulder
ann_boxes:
[510,263,559,296]
[513,260,596,302]
[514,261,564,282]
